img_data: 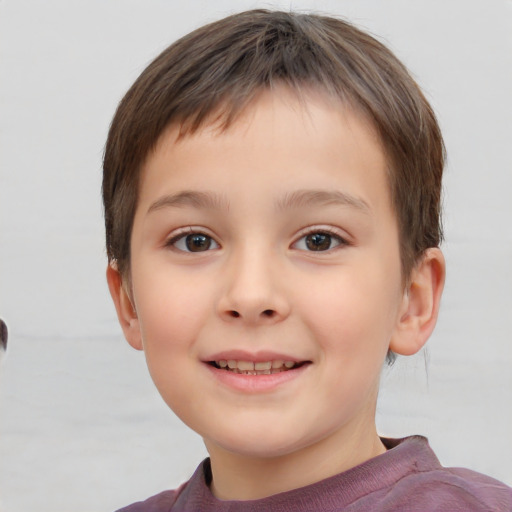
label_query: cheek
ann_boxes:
[297,261,402,358]
[131,265,213,360]
[130,269,209,417]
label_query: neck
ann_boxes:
[205,420,386,501]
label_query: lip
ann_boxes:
[204,349,303,364]
[203,350,311,393]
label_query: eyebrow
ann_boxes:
[277,189,371,214]
[147,189,371,215]
[147,191,229,214]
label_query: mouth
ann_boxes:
[208,359,309,375]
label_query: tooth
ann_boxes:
[218,359,297,373]
[237,361,255,371]
[255,361,272,370]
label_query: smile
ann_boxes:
[210,360,307,375]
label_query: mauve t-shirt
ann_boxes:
[116,436,512,511]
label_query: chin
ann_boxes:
[217,440,299,460]
[205,423,316,460]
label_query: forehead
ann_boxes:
[137,87,390,215]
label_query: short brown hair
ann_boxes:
[103,9,444,280]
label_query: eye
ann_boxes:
[169,232,220,253]
[293,230,346,252]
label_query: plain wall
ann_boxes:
[0,1,511,511]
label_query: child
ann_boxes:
[103,10,512,511]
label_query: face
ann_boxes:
[123,89,407,462]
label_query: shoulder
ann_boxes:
[394,467,512,511]
[422,466,512,510]
[379,437,512,511]
[115,483,186,512]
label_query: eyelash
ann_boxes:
[165,228,220,253]
[292,227,349,253]
[165,226,350,253]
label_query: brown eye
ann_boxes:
[293,230,345,252]
[186,234,212,252]
[305,233,332,251]
[170,232,219,252]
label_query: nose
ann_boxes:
[217,246,291,325]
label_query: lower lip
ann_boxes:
[204,363,310,393]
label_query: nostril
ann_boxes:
[225,309,277,320]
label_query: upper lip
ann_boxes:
[203,350,308,363]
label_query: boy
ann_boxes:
[103,10,512,511]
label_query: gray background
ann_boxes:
[1,1,511,511]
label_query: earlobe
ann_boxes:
[389,248,445,356]
[106,264,143,351]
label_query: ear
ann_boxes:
[390,248,445,356]
[106,264,143,351]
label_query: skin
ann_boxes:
[108,87,445,500]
